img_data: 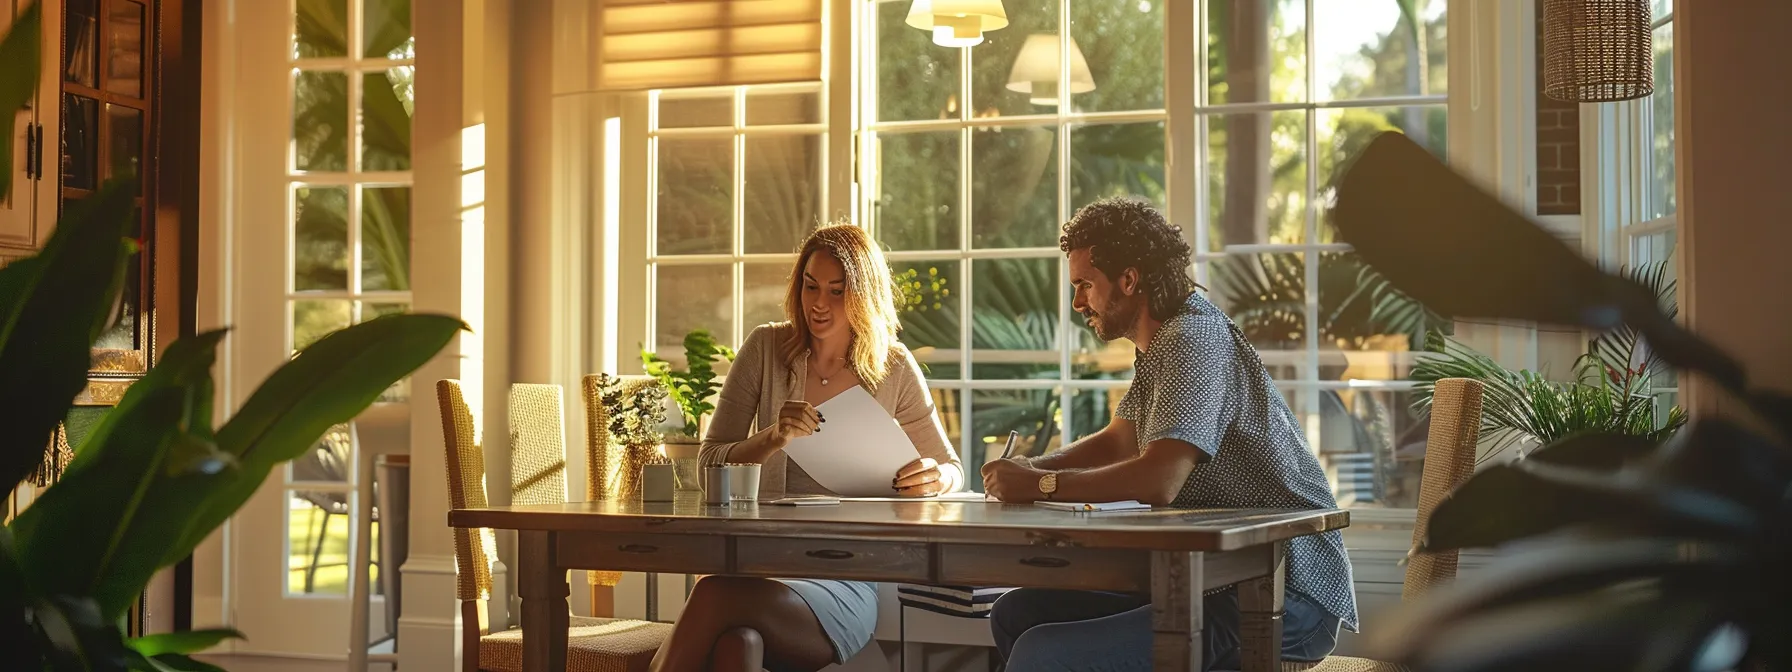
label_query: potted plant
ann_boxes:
[1332,131,1792,671]
[0,5,462,668]
[1408,261,1687,465]
[642,329,736,456]
[592,373,672,501]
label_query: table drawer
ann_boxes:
[939,545,1148,592]
[735,538,930,583]
[557,533,727,575]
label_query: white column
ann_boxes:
[401,0,482,668]
[1445,0,1542,382]
[1675,0,1792,416]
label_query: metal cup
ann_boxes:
[702,466,733,505]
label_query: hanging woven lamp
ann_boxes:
[1542,0,1654,102]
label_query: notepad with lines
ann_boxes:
[1035,500,1152,512]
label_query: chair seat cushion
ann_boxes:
[479,616,673,672]
[1304,655,1408,672]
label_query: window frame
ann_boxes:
[629,0,1470,510]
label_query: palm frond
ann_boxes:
[1589,261,1677,381]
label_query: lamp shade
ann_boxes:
[1005,33,1096,106]
[906,0,1009,48]
[1541,0,1654,102]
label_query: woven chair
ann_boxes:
[438,379,672,672]
[1300,377,1486,672]
[580,374,673,617]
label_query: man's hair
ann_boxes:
[1058,197,1197,321]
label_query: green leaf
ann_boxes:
[10,386,189,619]
[171,314,464,560]
[0,255,43,322]
[129,629,244,657]
[33,594,132,671]
[0,0,41,200]
[1420,461,1759,552]
[139,653,229,672]
[0,181,137,491]
[1373,588,1724,672]
[1523,433,1661,473]
[64,330,228,473]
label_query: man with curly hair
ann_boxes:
[981,197,1357,671]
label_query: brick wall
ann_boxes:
[1536,0,1582,215]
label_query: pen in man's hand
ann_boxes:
[998,430,1019,461]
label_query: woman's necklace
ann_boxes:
[813,355,847,386]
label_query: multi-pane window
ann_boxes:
[868,0,1449,506]
[1628,0,1677,415]
[649,84,829,356]
[285,0,414,596]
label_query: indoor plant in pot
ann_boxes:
[642,329,736,479]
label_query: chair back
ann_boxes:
[508,383,569,507]
[436,380,497,608]
[1403,377,1485,601]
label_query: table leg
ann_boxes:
[519,531,568,671]
[1151,551,1204,672]
[1237,542,1287,672]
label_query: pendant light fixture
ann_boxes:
[1541,0,1654,102]
[1005,33,1096,107]
[905,0,1009,48]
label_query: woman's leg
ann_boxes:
[649,576,836,672]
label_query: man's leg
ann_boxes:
[989,589,1148,662]
[1203,589,1342,670]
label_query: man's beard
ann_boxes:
[1083,290,1140,343]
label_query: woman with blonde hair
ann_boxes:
[649,223,962,672]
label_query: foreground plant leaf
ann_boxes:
[1420,460,1758,552]
[170,314,464,562]
[0,182,137,492]
[1331,131,1747,394]
[0,0,39,200]
[128,628,244,656]
[10,387,189,620]
[1377,589,1725,672]
[1523,433,1661,473]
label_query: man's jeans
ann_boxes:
[990,587,1341,671]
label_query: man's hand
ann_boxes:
[981,458,1046,503]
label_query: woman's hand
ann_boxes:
[767,400,823,448]
[893,458,943,497]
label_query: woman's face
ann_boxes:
[801,249,850,342]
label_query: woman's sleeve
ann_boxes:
[700,326,771,466]
[890,347,964,491]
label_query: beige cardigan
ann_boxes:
[702,322,960,499]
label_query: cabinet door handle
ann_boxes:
[23,122,34,180]
[805,549,855,561]
[1019,556,1071,569]
[617,544,659,554]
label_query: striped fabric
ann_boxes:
[895,584,1014,618]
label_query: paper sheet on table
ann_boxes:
[780,386,921,497]
[841,492,995,503]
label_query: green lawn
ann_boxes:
[288,496,380,596]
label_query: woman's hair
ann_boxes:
[781,223,902,387]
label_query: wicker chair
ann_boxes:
[1302,377,1486,672]
[438,380,671,672]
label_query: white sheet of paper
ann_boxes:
[841,492,995,503]
[780,386,921,497]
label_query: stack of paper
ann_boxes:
[1035,500,1152,512]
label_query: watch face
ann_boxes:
[1039,472,1058,494]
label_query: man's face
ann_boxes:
[1068,247,1140,343]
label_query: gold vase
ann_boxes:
[605,443,667,502]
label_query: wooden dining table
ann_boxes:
[448,498,1348,672]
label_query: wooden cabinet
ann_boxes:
[0,0,62,255]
